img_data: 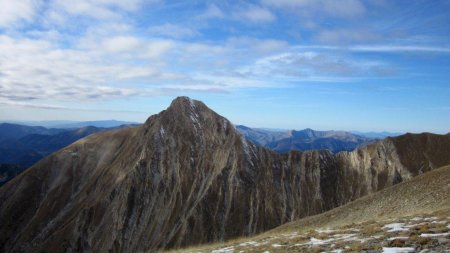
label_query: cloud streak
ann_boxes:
[0,0,38,27]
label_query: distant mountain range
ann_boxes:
[236,125,378,153]
[0,123,107,167]
[351,130,403,139]
[0,120,138,129]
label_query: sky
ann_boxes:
[0,0,449,133]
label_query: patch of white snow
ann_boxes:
[383,223,409,232]
[211,246,234,253]
[388,237,409,241]
[420,232,450,237]
[382,247,416,253]
[238,241,258,247]
[316,228,336,233]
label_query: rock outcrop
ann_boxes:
[0,97,449,252]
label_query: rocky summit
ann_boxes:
[0,97,449,253]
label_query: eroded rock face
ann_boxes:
[1,97,449,252]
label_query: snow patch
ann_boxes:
[310,237,328,245]
[388,237,408,241]
[382,247,416,253]
[316,228,336,233]
[431,220,447,224]
[420,232,450,237]
[188,98,201,133]
[238,241,258,247]
[383,223,409,232]
[241,136,255,166]
[211,246,234,253]
[223,119,228,132]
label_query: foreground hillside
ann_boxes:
[169,165,450,253]
[0,97,449,252]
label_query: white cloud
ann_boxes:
[199,4,225,19]
[102,36,142,53]
[261,0,311,8]
[350,45,450,53]
[145,40,175,59]
[0,100,147,113]
[0,35,164,102]
[200,3,275,23]
[236,50,394,81]
[250,39,286,52]
[321,0,365,18]
[53,0,116,19]
[0,33,237,106]
[226,37,287,53]
[235,6,276,23]
[50,0,149,21]
[316,29,381,44]
[294,44,450,54]
[94,0,146,12]
[148,23,199,39]
[262,0,365,18]
[0,0,39,27]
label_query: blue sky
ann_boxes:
[0,0,449,133]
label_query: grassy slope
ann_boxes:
[167,165,450,252]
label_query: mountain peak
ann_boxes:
[143,96,235,141]
[170,95,192,104]
[169,96,201,108]
[164,96,209,117]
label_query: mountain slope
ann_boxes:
[237,125,374,153]
[0,164,26,187]
[170,165,450,253]
[0,97,449,252]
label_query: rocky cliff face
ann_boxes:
[1,97,449,253]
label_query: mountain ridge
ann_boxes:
[0,97,449,252]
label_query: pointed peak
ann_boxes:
[167,96,207,111]
[143,96,237,139]
[170,96,197,106]
[149,96,214,123]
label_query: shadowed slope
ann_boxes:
[168,165,450,253]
